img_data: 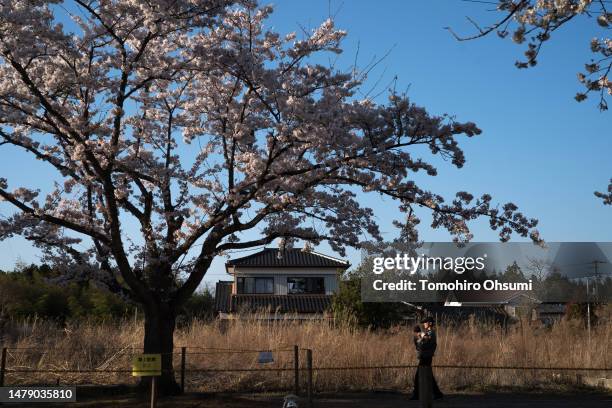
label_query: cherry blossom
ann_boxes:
[0,0,539,392]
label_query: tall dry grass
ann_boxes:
[1,312,610,392]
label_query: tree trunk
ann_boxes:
[141,303,181,395]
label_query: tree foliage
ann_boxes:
[0,264,128,321]
[331,257,407,329]
[0,264,215,322]
[500,261,528,283]
[331,277,405,330]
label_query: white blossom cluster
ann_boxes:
[506,0,610,109]
[0,1,540,306]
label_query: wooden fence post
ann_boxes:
[180,347,186,394]
[418,365,433,408]
[293,345,299,396]
[0,347,6,387]
[306,349,313,408]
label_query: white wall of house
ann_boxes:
[230,266,340,295]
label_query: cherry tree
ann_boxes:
[0,0,539,392]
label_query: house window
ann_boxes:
[287,277,325,294]
[237,277,274,294]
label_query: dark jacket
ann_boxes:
[416,328,437,359]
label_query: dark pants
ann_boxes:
[411,356,443,399]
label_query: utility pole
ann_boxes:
[565,259,611,367]
[586,278,591,346]
[585,260,609,344]
[589,260,607,298]
[586,259,608,354]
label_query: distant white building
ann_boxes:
[443,290,565,323]
[215,247,350,320]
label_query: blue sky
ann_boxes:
[0,1,610,286]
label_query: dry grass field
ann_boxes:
[1,311,611,393]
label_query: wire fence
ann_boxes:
[0,345,610,394]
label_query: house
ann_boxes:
[443,290,566,323]
[214,247,350,320]
[531,303,566,325]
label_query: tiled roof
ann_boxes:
[226,248,349,269]
[230,294,333,313]
[214,281,332,314]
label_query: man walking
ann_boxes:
[411,317,443,400]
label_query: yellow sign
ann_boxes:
[132,354,162,377]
